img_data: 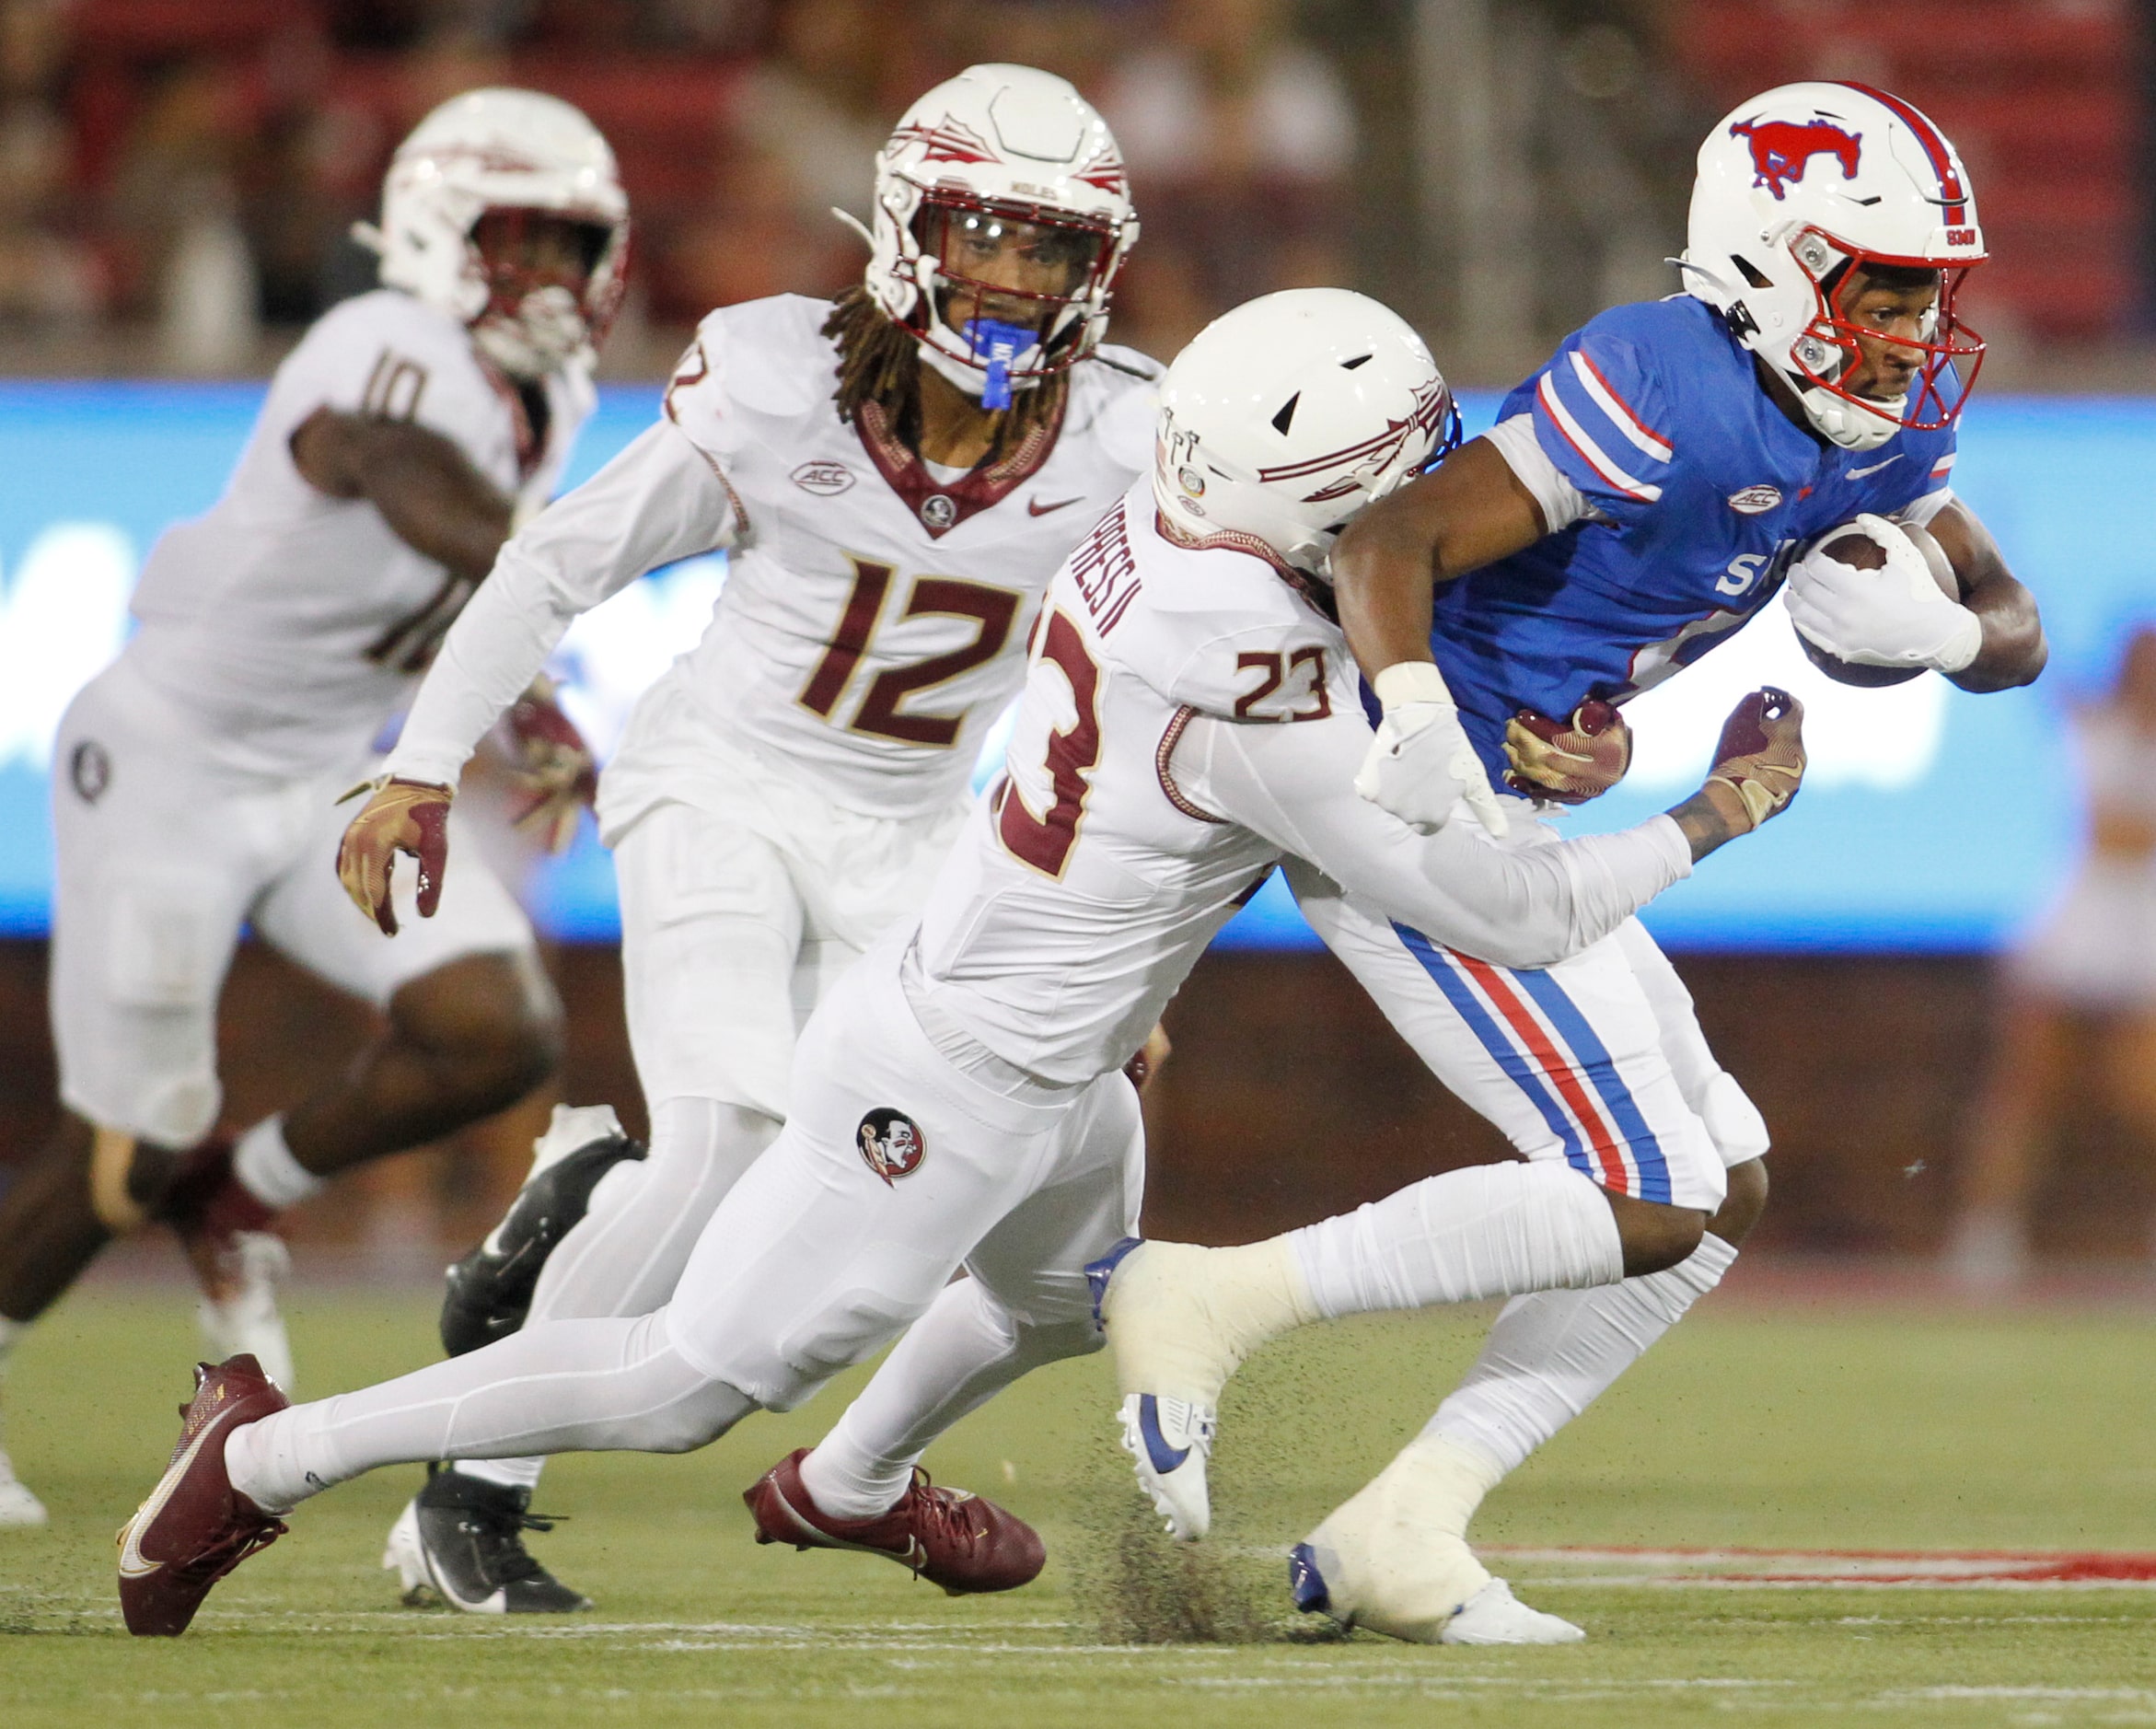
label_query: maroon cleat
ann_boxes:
[117,1355,290,1636]
[743,1447,1045,1596]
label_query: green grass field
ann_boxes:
[6,1282,2156,1727]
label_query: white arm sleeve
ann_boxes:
[1183,711,1692,969]
[383,419,738,787]
[1482,414,1595,535]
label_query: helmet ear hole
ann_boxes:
[1733,254,1773,289]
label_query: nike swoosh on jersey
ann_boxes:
[1847,455,1903,479]
[118,1418,226,1578]
[1027,496,1084,516]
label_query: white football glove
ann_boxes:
[1353,661,1509,838]
[1784,512,1981,674]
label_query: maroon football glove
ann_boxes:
[1703,687,1806,834]
[502,678,598,853]
[1502,699,1632,803]
[336,777,453,935]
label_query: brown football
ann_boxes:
[1794,519,1962,688]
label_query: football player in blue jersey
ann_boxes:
[1099,82,2046,1643]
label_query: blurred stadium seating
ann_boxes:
[1668,0,2138,342]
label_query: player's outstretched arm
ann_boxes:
[1921,499,2046,693]
[291,407,514,581]
[1663,687,1806,861]
[1189,687,1802,972]
[379,420,735,791]
[333,422,736,928]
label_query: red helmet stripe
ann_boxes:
[1837,82,1967,225]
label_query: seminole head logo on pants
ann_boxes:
[858,1108,926,1185]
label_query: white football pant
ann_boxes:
[230,934,1142,1508]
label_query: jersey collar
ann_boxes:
[853,394,1066,540]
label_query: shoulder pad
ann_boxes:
[666,297,828,460]
[1091,506,1326,714]
[1069,357,1158,476]
[1089,342,1166,383]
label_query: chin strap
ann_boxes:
[1795,377,1904,452]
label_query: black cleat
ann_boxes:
[439,1104,645,1358]
[382,1465,591,1615]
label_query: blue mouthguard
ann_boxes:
[965,319,1039,412]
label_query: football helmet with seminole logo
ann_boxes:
[851,63,1139,404]
[359,88,631,380]
[1680,81,1985,451]
[1153,287,1460,577]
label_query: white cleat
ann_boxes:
[383,1499,431,1606]
[518,1104,632,1206]
[1441,1577,1585,1645]
[0,1446,48,1528]
[1286,1432,1579,1643]
[197,1231,295,1392]
[1290,1536,1581,1644]
[1086,1234,1319,1543]
[1116,1392,1215,1540]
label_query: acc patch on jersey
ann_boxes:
[858,1108,926,1186]
[1728,484,1783,515]
[792,459,855,495]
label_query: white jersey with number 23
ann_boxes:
[907,483,1702,1086]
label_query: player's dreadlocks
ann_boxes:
[823,284,1069,467]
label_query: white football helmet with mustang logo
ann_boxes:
[849,63,1139,404]
[361,87,631,380]
[1681,81,1985,451]
[1153,287,1459,577]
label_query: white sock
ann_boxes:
[223,1309,753,1513]
[448,1456,544,1493]
[0,1317,22,1445]
[800,1277,1099,1521]
[1424,1232,1738,1475]
[432,1097,779,1500]
[232,1115,325,1210]
[1288,1162,1625,1320]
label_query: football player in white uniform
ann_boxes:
[0,88,625,1527]
[330,64,1159,1612]
[117,288,1804,1641]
